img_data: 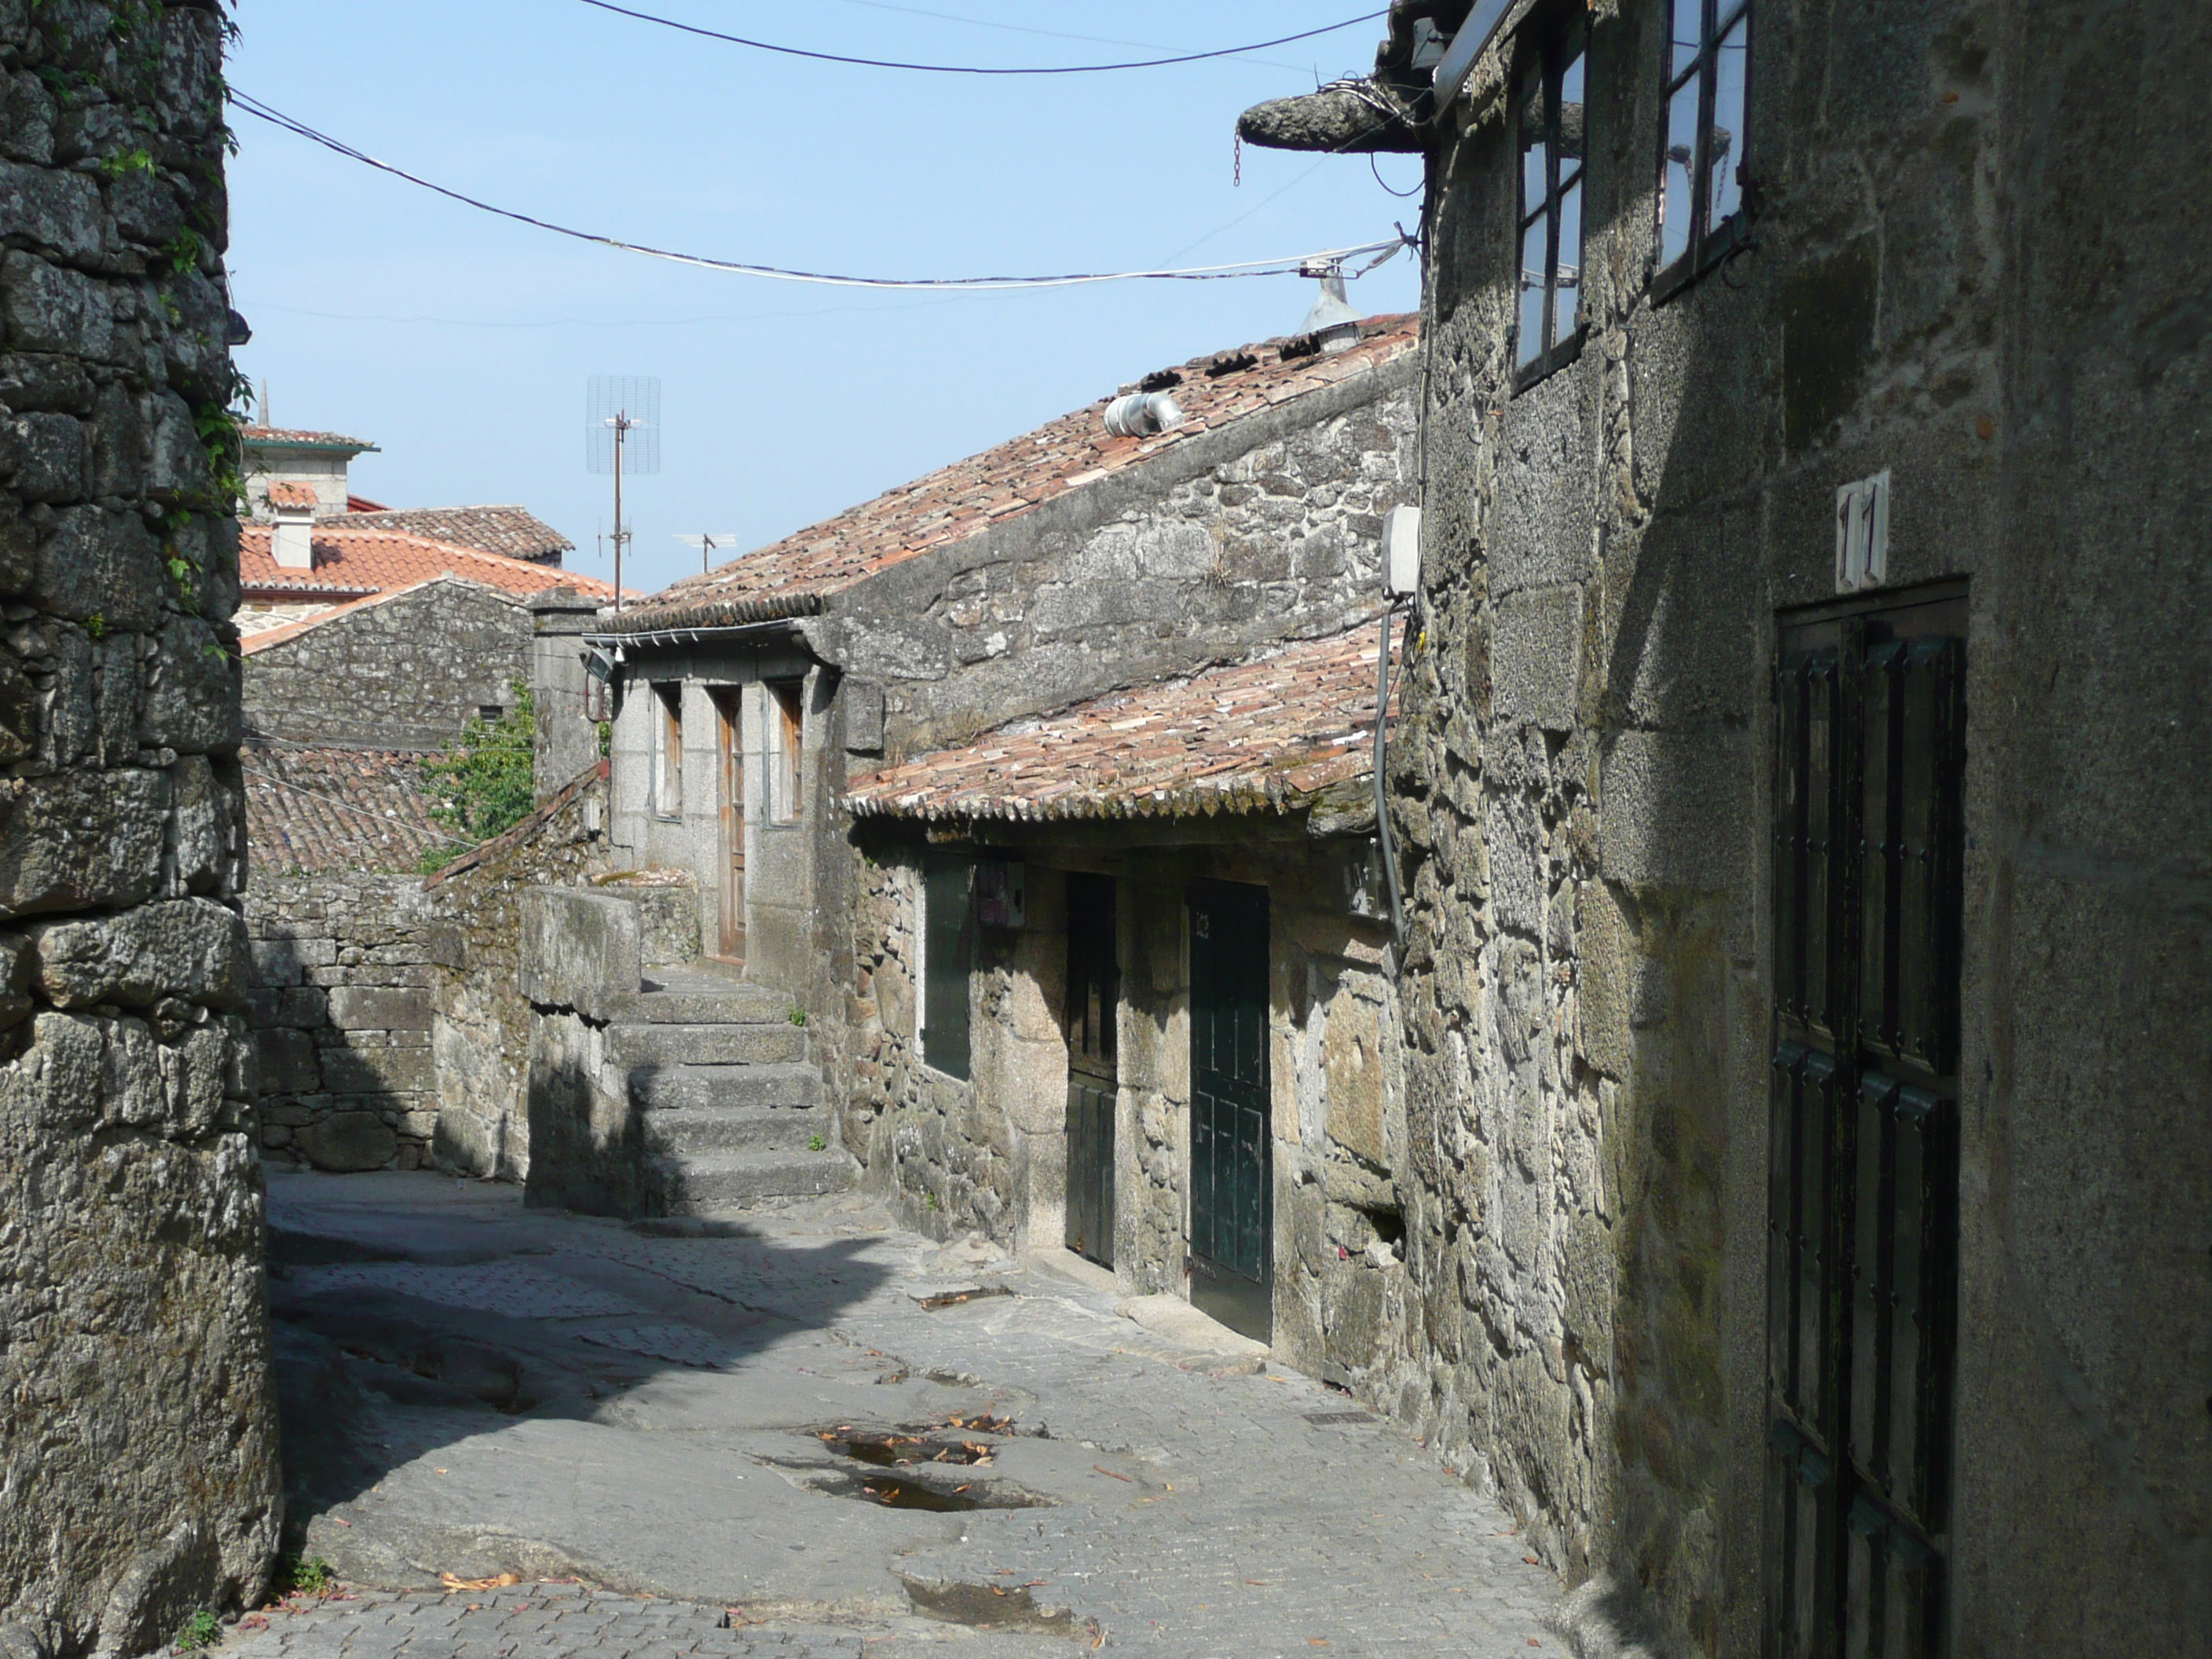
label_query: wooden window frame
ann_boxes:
[767,679,804,824]
[1512,5,1591,390]
[650,682,683,821]
[1654,0,1752,302]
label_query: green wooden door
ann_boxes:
[1064,873,1117,1267]
[1188,881,1271,1342]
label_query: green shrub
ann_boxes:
[421,682,537,848]
[171,1610,221,1653]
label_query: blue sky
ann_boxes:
[225,2,1422,597]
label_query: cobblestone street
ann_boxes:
[236,1172,1561,1657]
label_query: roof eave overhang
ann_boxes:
[598,592,826,641]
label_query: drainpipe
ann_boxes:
[1373,604,1406,961]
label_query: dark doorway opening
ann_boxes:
[1064,873,1118,1267]
[1187,880,1271,1342]
[1765,584,1965,1659]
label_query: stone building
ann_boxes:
[239,422,376,520]
[527,320,1424,1257]
[233,531,615,1177]
[0,2,281,1651]
[239,419,571,564]
[840,621,1408,1368]
[1240,3,2209,1656]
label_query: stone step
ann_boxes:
[628,1062,822,1114]
[628,983,789,1025]
[608,1023,807,1069]
[642,1106,826,1158]
[646,1150,856,1214]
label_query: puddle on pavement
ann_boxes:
[779,1465,1050,1513]
[913,1286,1013,1312]
[774,1423,1052,1512]
[815,1428,995,1468]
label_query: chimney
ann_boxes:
[267,480,317,569]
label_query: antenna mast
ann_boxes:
[676,532,741,575]
[587,375,661,612]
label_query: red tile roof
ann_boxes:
[843,617,1399,825]
[239,742,451,873]
[340,504,573,563]
[612,316,1418,634]
[239,424,379,453]
[264,480,317,510]
[238,524,615,606]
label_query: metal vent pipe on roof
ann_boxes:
[1302,271,1363,354]
[1104,390,1186,438]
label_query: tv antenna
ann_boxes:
[675,532,742,575]
[587,375,660,610]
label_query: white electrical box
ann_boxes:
[1384,504,1423,599]
[1835,470,1892,593]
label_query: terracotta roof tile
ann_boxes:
[239,742,449,873]
[238,524,616,606]
[264,480,317,510]
[843,617,1400,825]
[238,424,378,452]
[340,504,573,563]
[613,316,1417,634]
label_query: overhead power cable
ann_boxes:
[228,90,1408,290]
[571,1,1385,74]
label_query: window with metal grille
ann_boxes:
[1514,5,1589,382]
[1657,0,1751,289]
[1767,584,1964,1659]
[650,683,682,819]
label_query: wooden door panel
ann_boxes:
[1065,873,1117,1267]
[1188,881,1270,1342]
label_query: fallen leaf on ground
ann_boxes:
[440,1573,521,1592]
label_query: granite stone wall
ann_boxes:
[241,872,446,1173]
[0,2,282,1651]
[241,575,533,750]
[243,764,613,1180]
[816,371,1420,764]
[844,833,1414,1386]
[1357,2,2210,1654]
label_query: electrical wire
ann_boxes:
[571,0,1385,75]
[228,90,1408,290]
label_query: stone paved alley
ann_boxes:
[236,1173,1560,1658]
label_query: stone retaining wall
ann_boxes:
[0,2,282,1648]
[243,764,621,1177]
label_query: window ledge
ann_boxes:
[1512,327,1588,395]
[1651,217,1752,306]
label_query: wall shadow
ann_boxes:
[260,1169,902,1558]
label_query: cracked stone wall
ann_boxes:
[1368,3,2210,1656]
[0,2,282,1653]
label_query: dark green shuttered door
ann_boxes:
[1188,881,1271,1342]
[1064,873,1118,1268]
[1767,588,1965,1659]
